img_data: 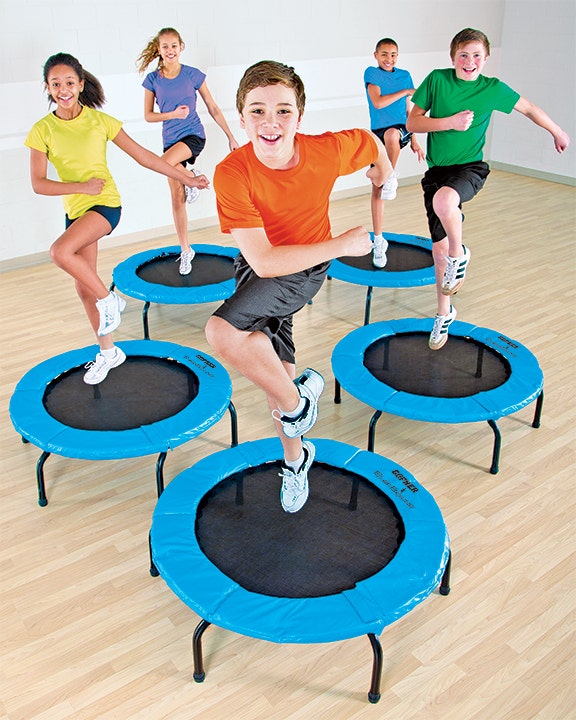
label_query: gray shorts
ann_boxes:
[212,253,329,363]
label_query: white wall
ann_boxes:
[490,0,576,178]
[1,0,571,266]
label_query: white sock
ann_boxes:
[101,346,117,358]
[285,449,305,471]
[373,233,383,242]
[282,396,306,419]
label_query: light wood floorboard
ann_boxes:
[1,171,575,719]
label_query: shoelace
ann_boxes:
[443,255,460,283]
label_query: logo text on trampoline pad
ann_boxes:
[194,354,216,368]
[391,469,418,493]
[497,336,518,349]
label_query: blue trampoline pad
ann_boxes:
[151,438,450,644]
[112,244,238,305]
[9,340,235,504]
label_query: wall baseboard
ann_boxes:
[490,162,576,187]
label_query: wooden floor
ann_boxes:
[1,171,575,720]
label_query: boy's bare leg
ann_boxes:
[205,315,302,420]
[432,186,464,258]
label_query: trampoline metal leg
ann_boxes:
[532,389,544,428]
[368,410,382,452]
[367,633,382,703]
[142,301,151,340]
[37,450,51,507]
[228,401,238,447]
[148,531,159,577]
[364,286,373,326]
[439,549,452,596]
[488,419,501,474]
[334,378,342,404]
[193,619,211,682]
[156,452,167,497]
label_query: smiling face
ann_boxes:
[158,32,183,67]
[374,43,398,72]
[45,64,84,115]
[239,84,303,169]
[452,41,489,81]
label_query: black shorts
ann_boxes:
[212,253,329,363]
[164,134,206,167]
[421,161,490,242]
[65,205,122,234]
[372,124,412,149]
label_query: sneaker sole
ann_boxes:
[441,276,466,295]
[429,334,449,351]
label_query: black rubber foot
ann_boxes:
[38,498,48,507]
[439,586,451,596]
[368,692,381,704]
[193,672,205,683]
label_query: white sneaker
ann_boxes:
[429,305,457,350]
[372,236,389,268]
[276,368,325,439]
[185,185,199,204]
[380,171,398,200]
[83,347,126,385]
[177,248,195,275]
[441,245,471,295]
[96,291,126,336]
[280,440,315,513]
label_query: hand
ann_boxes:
[82,177,106,195]
[172,105,190,120]
[451,110,474,131]
[184,171,210,190]
[339,226,373,257]
[229,138,240,151]
[553,129,570,153]
[411,140,426,162]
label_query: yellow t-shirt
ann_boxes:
[25,106,123,219]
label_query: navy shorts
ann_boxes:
[212,253,330,363]
[164,134,206,167]
[372,124,412,149]
[65,205,122,234]
[421,162,490,242]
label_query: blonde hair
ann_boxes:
[136,27,185,74]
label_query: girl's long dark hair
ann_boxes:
[43,52,106,108]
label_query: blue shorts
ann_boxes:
[212,253,329,363]
[372,125,412,149]
[65,205,122,234]
[421,162,490,242]
[164,135,206,167]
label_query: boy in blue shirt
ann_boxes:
[364,38,425,267]
[407,28,570,349]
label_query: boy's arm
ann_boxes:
[365,131,393,188]
[513,97,570,153]
[406,104,474,133]
[405,97,426,161]
[367,83,414,110]
[230,226,373,279]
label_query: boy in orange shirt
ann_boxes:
[206,60,391,513]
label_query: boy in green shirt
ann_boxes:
[407,28,570,350]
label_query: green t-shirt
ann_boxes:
[25,106,123,219]
[411,68,520,167]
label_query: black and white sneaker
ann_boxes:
[276,368,325,438]
[429,305,457,350]
[280,440,315,513]
[441,245,471,295]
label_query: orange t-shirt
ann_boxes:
[214,129,378,246]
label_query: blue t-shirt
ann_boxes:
[142,64,207,147]
[364,66,414,130]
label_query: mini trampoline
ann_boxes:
[328,232,435,324]
[332,319,544,473]
[150,437,451,703]
[9,340,237,506]
[112,244,238,338]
